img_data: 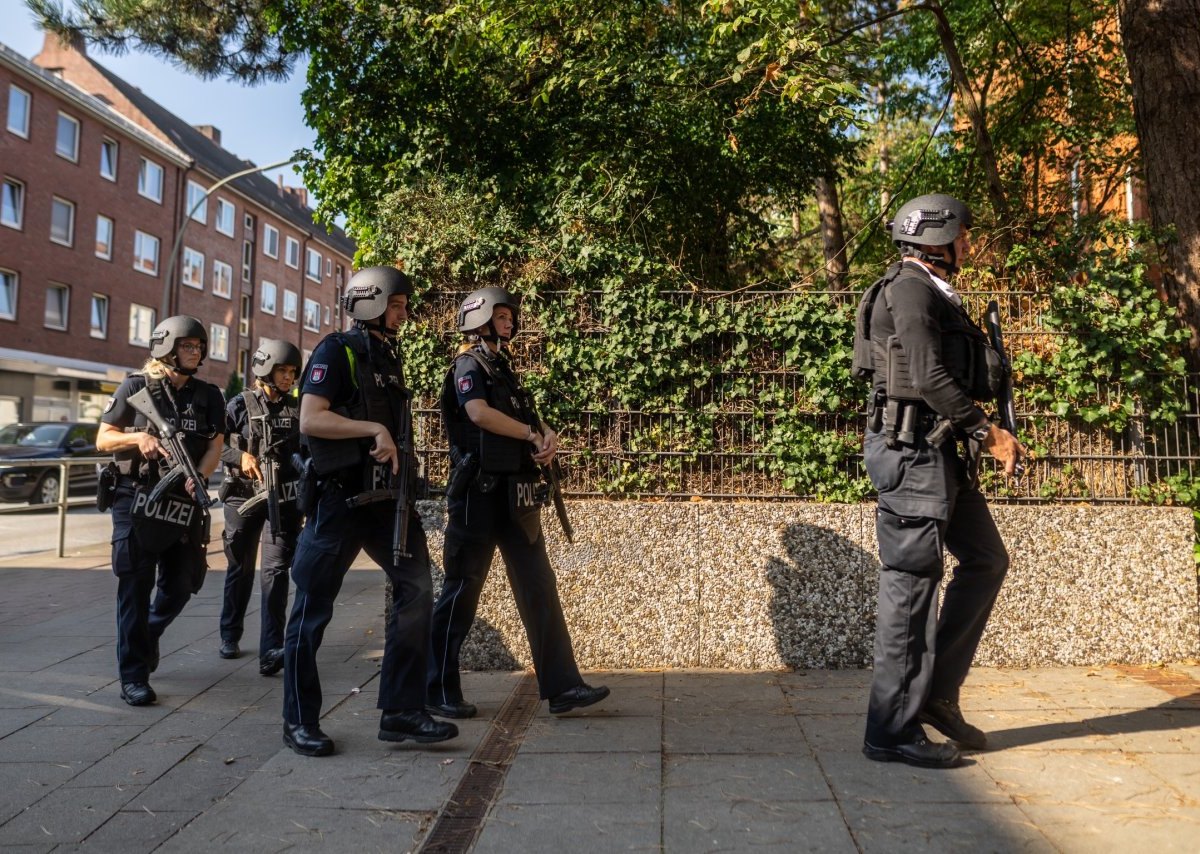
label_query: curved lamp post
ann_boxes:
[160,155,301,318]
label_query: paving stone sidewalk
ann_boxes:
[0,542,1197,853]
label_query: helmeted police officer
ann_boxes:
[96,316,225,706]
[217,339,302,674]
[856,194,1024,768]
[427,287,609,719]
[281,266,457,756]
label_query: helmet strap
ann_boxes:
[902,245,959,276]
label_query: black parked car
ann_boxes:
[0,422,101,505]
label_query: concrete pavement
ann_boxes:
[0,538,1198,852]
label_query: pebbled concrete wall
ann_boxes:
[413,501,1199,670]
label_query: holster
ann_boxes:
[446,452,479,501]
[96,461,119,512]
[292,452,318,516]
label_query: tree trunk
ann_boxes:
[1117,0,1200,370]
[815,171,848,290]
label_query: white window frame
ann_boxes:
[239,294,251,336]
[1,177,23,229]
[305,248,322,282]
[44,283,69,331]
[55,112,80,162]
[181,247,205,289]
[282,288,298,322]
[303,297,321,333]
[262,223,279,259]
[325,258,332,277]
[100,138,118,181]
[0,268,17,320]
[50,196,75,247]
[133,230,160,276]
[6,85,31,138]
[138,158,164,203]
[212,260,233,299]
[285,236,299,268]
[260,280,277,316]
[324,304,331,326]
[95,214,114,260]
[129,303,155,346]
[186,180,208,224]
[208,323,230,362]
[90,293,109,339]
[215,198,235,236]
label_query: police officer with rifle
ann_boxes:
[427,288,608,720]
[281,266,457,757]
[96,316,224,706]
[217,339,302,675]
[853,194,1025,768]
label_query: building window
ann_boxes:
[129,303,155,346]
[133,230,160,276]
[285,236,299,268]
[6,85,30,138]
[50,197,75,247]
[239,294,251,336]
[263,224,279,258]
[1,178,23,229]
[260,280,277,315]
[186,180,207,223]
[212,260,233,299]
[282,289,298,322]
[209,323,230,361]
[324,304,331,325]
[303,298,321,332]
[138,158,164,203]
[95,214,114,260]
[181,247,204,289]
[90,294,108,339]
[238,348,249,378]
[242,240,253,282]
[215,198,235,236]
[305,248,322,281]
[0,269,16,320]
[55,112,80,162]
[44,283,69,330]
[100,139,118,181]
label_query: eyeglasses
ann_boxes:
[176,342,203,353]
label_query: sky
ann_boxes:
[0,0,316,197]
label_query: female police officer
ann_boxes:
[282,266,457,756]
[217,339,302,675]
[857,194,1024,768]
[427,288,609,719]
[96,316,224,706]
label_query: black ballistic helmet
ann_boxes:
[457,287,520,338]
[888,194,973,248]
[342,266,415,322]
[150,315,207,363]
[250,338,302,379]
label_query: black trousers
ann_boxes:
[282,481,432,725]
[428,484,581,704]
[863,427,1009,747]
[111,488,206,683]
[219,491,299,656]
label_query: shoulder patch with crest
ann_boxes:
[310,364,328,384]
[458,375,474,394]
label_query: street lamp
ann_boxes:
[160,155,301,318]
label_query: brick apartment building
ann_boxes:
[0,33,354,424]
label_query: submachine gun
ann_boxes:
[126,386,213,528]
[984,300,1026,478]
[236,406,285,542]
[343,382,415,566]
[522,392,574,544]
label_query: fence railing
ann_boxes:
[0,456,108,556]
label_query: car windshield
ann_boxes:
[0,424,69,448]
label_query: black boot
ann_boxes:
[549,683,610,714]
[283,722,334,756]
[379,710,459,743]
[120,682,157,706]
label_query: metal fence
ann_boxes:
[408,288,1199,503]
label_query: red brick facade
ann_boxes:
[0,35,354,422]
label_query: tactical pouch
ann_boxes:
[96,461,119,512]
[885,336,922,401]
[292,452,317,516]
[446,452,479,500]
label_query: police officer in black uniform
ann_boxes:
[281,266,457,756]
[96,316,225,706]
[427,288,609,719]
[217,339,302,675]
[857,194,1024,768]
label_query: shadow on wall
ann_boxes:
[767,522,880,670]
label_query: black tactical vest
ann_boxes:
[441,346,537,474]
[115,373,215,479]
[242,388,300,475]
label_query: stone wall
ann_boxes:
[414,501,1199,670]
